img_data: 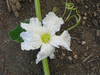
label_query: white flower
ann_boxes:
[20,12,72,64]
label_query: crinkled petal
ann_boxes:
[21,42,35,50]
[50,35,72,51]
[61,30,71,48]
[30,17,42,27]
[20,32,34,50]
[21,18,43,35]
[49,53,55,59]
[43,12,64,27]
[36,43,55,64]
[20,32,33,42]
[31,41,42,49]
[20,32,42,50]
[21,23,33,32]
[21,41,42,50]
[42,12,64,35]
[42,26,49,34]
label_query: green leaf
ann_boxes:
[9,19,30,43]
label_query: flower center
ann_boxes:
[41,33,50,43]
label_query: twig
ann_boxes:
[87,59,96,63]
[83,53,94,63]
[71,37,81,43]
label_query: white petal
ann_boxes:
[20,32,34,50]
[42,12,64,34]
[61,30,71,48]
[42,26,49,33]
[50,35,62,48]
[36,43,55,64]
[20,32,42,50]
[49,53,55,59]
[31,41,42,49]
[20,32,32,42]
[30,17,42,27]
[50,35,72,51]
[21,42,35,50]
[43,12,64,26]
[21,18,43,35]
[21,23,33,32]
[21,23,43,35]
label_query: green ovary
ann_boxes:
[41,33,50,43]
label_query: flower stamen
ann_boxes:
[41,33,50,43]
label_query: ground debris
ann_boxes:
[92,19,98,27]
[74,55,78,59]
[71,37,81,44]
[96,30,100,37]
[83,53,94,62]
[72,37,86,45]
[81,41,86,45]
[68,56,73,61]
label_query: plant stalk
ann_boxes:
[42,58,50,75]
[34,0,42,21]
[34,0,50,75]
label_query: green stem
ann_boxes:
[66,20,80,31]
[62,7,67,18]
[64,10,72,22]
[34,0,42,21]
[66,10,81,31]
[42,58,50,75]
[34,0,50,75]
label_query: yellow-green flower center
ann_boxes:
[41,33,50,43]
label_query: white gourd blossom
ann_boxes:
[20,12,72,64]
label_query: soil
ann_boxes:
[0,0,100,75]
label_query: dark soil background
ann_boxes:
[0,0,100,75]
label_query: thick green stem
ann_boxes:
[34,0,42,21]
[42,58,50,75]
[34,0,50,75]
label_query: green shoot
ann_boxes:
[53,7,58,15]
